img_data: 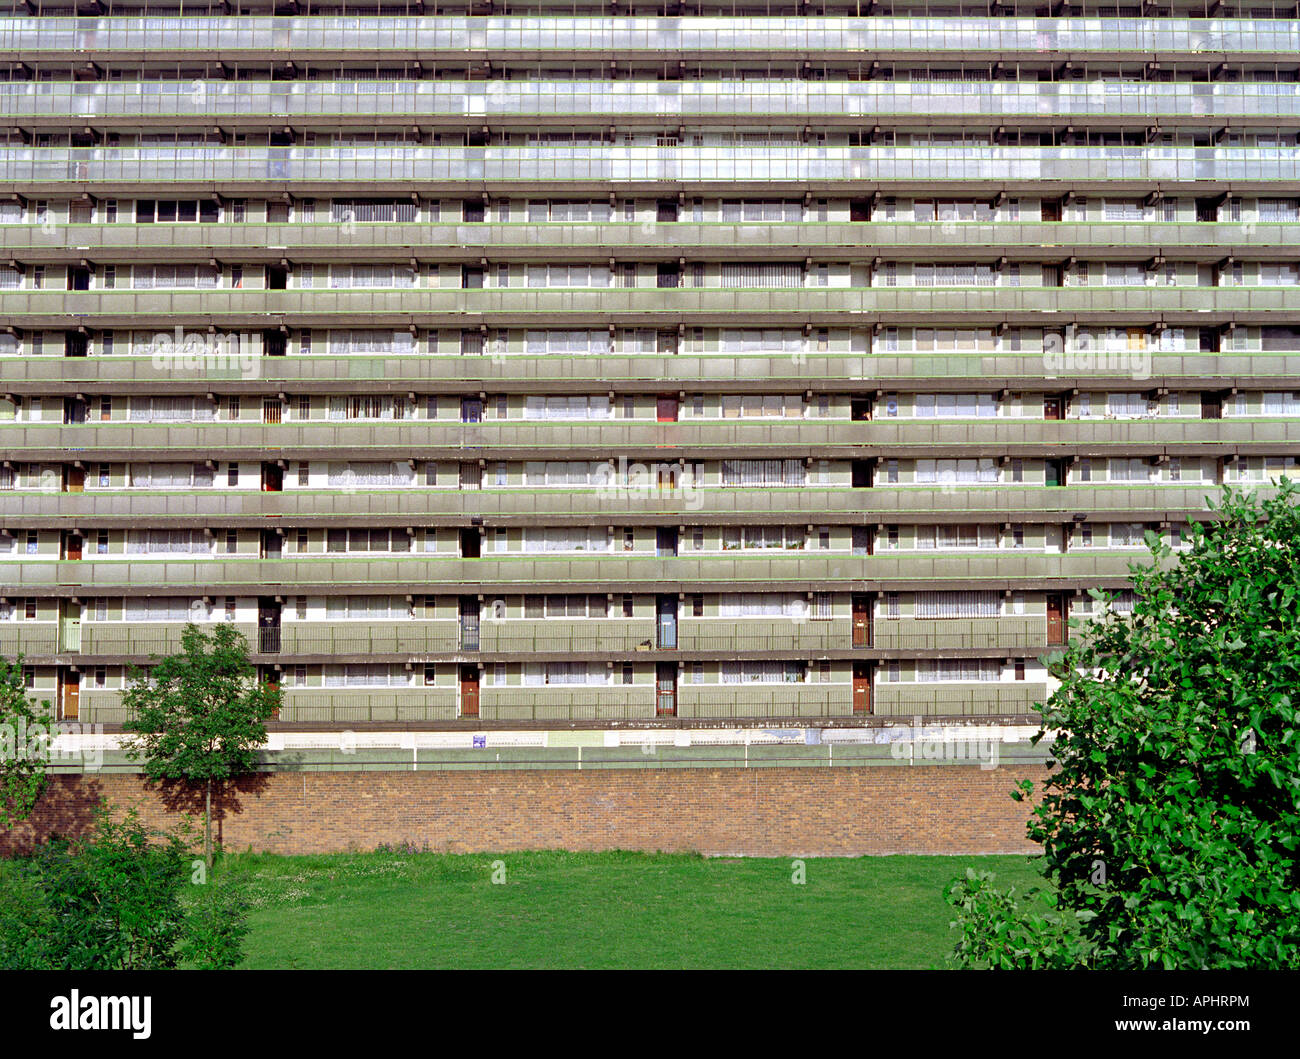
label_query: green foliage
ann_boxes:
[949,481,1300,968]
[122,623,280,865]
[178,878,252,970]
[0,654,53,828]
[122,623,279,787]
[0,808,248,970]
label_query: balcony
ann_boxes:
[5,286,1299,330]
[872,682,1047,717]
[676,619,853,654]
[3,417,1298,461]
[4,146,1299,196]
[478,621,658,654]
[0,553,1155,595]
[675,683,854,720]
[869,616,1045,651]
[284,688,459,724]
[8,80,1299,129]
[479,686,656,722]
[0,484,1251,528]
[6,221,1300,265]
[4,350,1300,392]
[3,17,1296,63]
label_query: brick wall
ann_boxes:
[1,766,1045,858]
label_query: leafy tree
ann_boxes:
[948,481,1300,968]
[0,808,250,970]
[0,654,52,828]
[122,624,280,868]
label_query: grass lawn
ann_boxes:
[216,850,1046,969]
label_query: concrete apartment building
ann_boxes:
[1,4,1298,733]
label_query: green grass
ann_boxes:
[212,850,1046,969]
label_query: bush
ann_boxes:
[0,808,250,970]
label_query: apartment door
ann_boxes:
[258,598,281,654]
[60,671,80,721]
[459,462,482,489]
[461,397,483,423]
[656,596,677,649]
[64,397,88,424]
[261,462,283,492]
[852,662,874,715]
[62,531,83,561]
[1043,396,1064,420]
[656,396,679,422]
[459,597,480,650]
[852,526,874,556]
[1046,593,1068,646]
[656,527,678,557]
[459,528,481,558]
[64,465,85,493]
[59,600,81,653]
[852,594,872,648]
[1041,198,1062,222]
[850,199,871,222]
[459,665,480,717]
[1201,393,1223,420]
[262,398,282,424]
[260,530,282,560]
[655,662,677,717]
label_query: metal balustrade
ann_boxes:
[5,221,1300,260]
[5,287,1300,330]
[3,17,1297,60]
[2,418,1299,459]
[8,80,1300,124]
[2,352,1298,388]
[4,146,1299,192]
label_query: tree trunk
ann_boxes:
[205,778,212,869]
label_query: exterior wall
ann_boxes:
[0,765,1046,858]
[1,11,1296,729]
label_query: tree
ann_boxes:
[0,655,52,829]
[948,481,1300,969]
[122,624,280,868]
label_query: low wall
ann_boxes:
[2,765,1044,857]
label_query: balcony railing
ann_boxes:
[5,146,1299,191]
[3,351,1299,389]
[5,287,1299,330]
[8,80,1299,125]
[4,221,1299,259]
[3,17,1296,61]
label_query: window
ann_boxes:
[914,592,1000,618]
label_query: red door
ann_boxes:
[1046,593,1068,646]
[852,594,872,648]
[460,666,480,718]
[655,662,677,717]
[656,396,679,423]
[852,663,873,715]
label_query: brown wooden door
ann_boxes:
[852,594,872,648]
[1043,396,1064,420]
[64,533,83,561]
[460,666,480,717]
[1046,593,1068,646]
[1201,393,1223,420]
[61,672,80,721]
[65,466,85,493]
[852,662,873,715]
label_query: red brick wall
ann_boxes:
[1,766,1045,857]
